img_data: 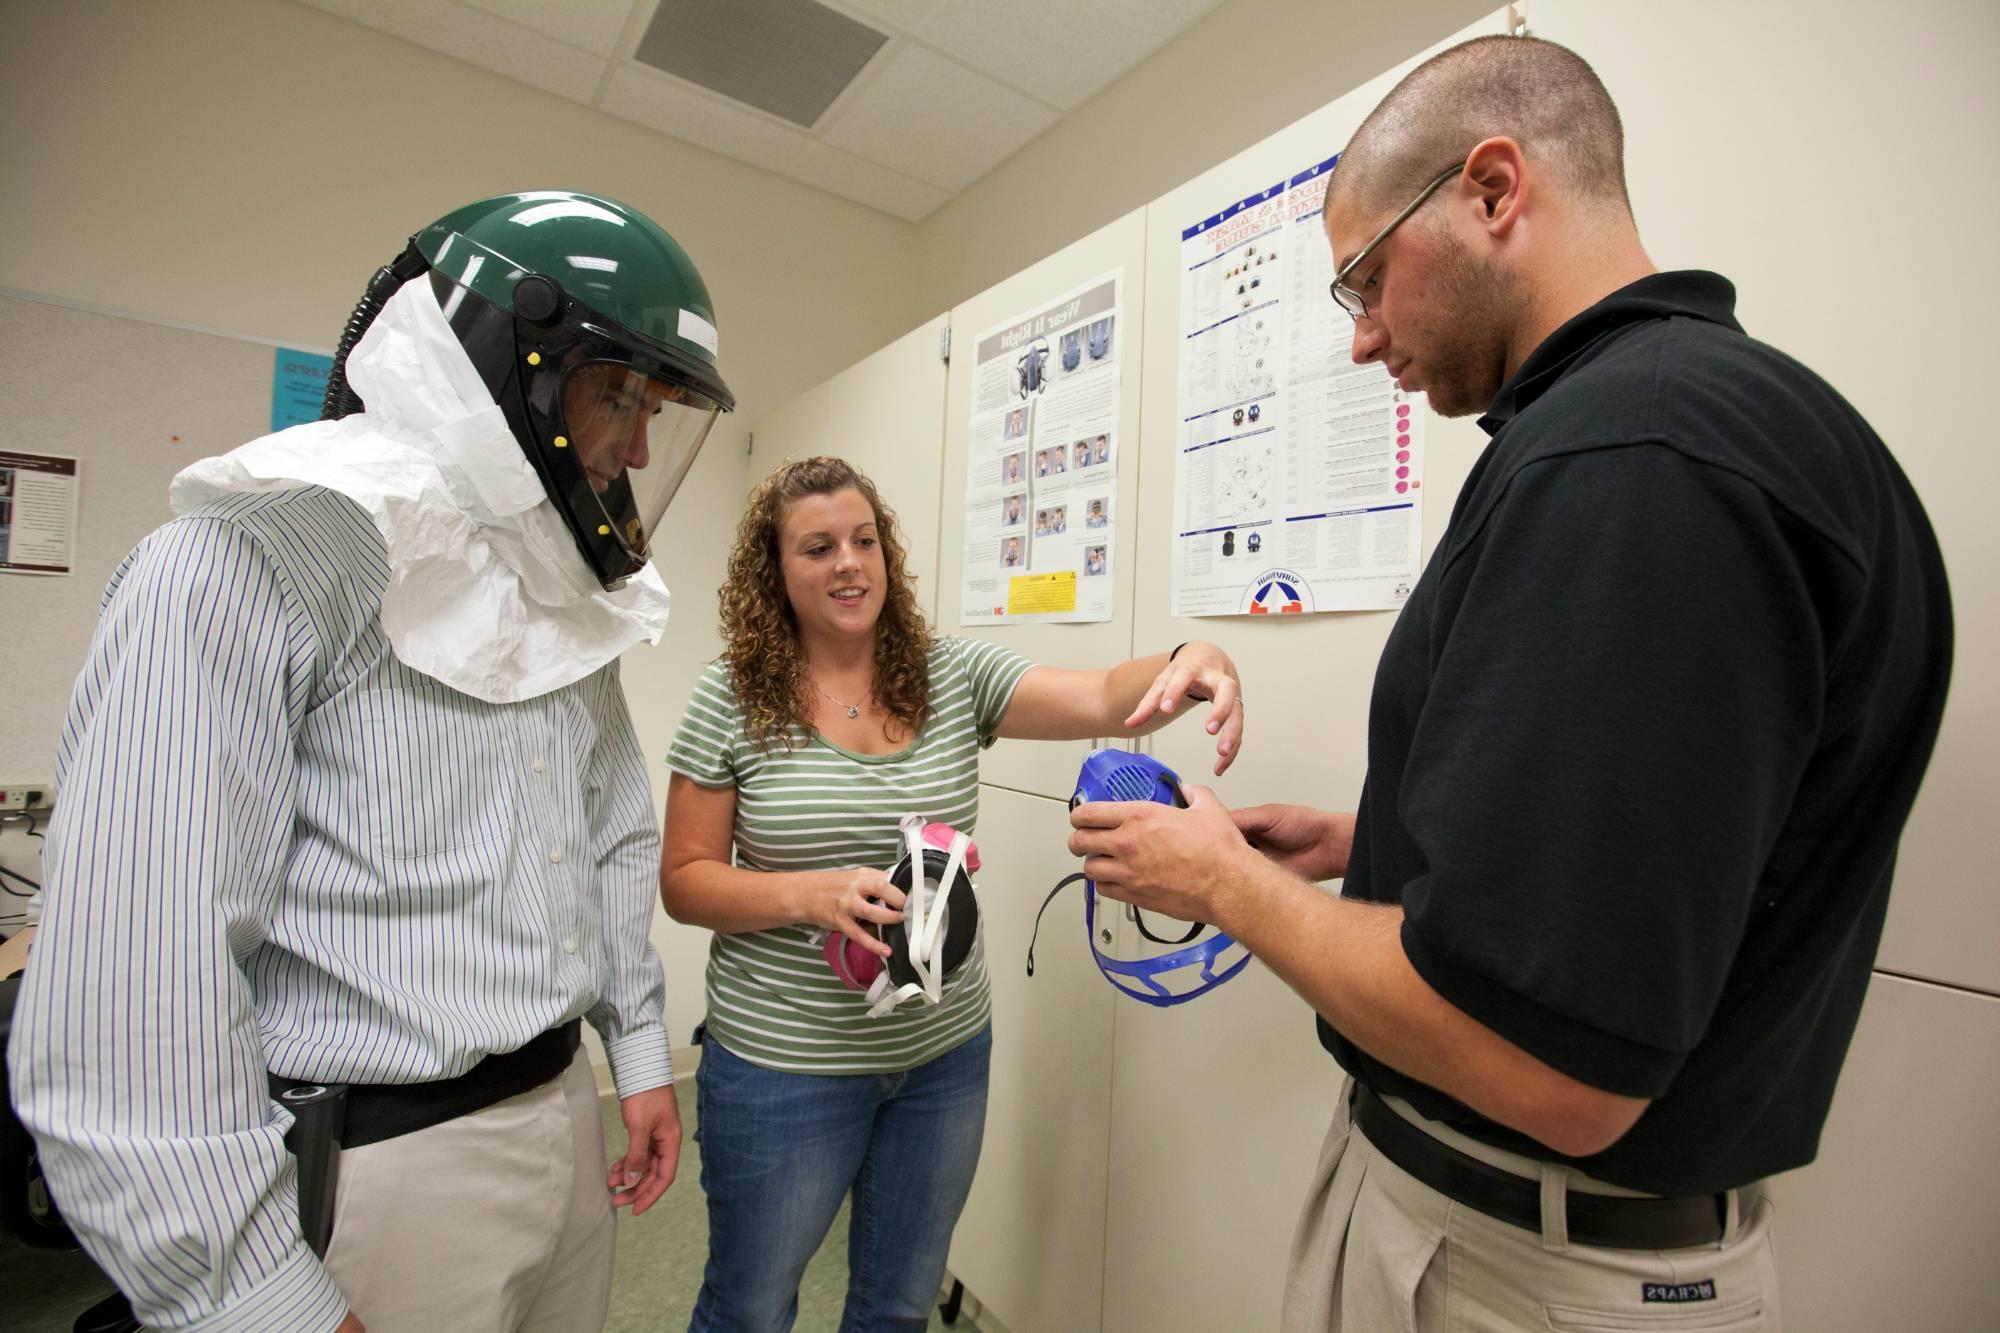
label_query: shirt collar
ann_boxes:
[1477,271,1744,435]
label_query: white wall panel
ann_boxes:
[1770,973,2000,1331]
[747,315,952,622]
[1101,12,1514,1328]
[1099,961,1345,1331]
[937,208,1153,802]
[1126,7,1506,816]
[0,297,262,778]
[747,3,1997,1328]
[948,783,1119,1332]
[1534,0,2000,993]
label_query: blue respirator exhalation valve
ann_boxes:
[1027,749,1252,1006]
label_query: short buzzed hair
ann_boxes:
[1329,36,1630,220]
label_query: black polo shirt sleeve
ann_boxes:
[1396,441,1823,1098]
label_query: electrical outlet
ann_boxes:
[0,781,55,813]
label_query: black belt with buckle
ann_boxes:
[272,1019,583,1150]
[269,1020,582,1257]
[352,1019,579,1148]
[1351,1082,1729,1250]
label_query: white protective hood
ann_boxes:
[171,280,671,703]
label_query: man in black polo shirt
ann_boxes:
[1068,34,1951,1331]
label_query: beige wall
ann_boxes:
[913,0,1501,314]
[0,0,1506,1074]
[0,0,938,1061]
[0,0,930,417]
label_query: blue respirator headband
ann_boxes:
[1027,749,1251,1006]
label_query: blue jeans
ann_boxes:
[688,1027,992,1333]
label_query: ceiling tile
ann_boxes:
[600,66,950,220]
[911,0,1224,110]
[833,0,945,29]
[460,0,637,58]
[299,0,607,102]
[301,0,1229,222]
[634,0,889,129]
[819,43,1058,194]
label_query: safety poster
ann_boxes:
[959,269,1123,625]
[1172,153,1424,616]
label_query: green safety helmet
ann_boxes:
[325,191,736,589]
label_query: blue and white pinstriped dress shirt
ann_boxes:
[7,485,673,1331]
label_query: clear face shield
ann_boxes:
[556,360,722,576]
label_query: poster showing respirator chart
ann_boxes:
[959,270,1123,626]
[1173,154,1424,616]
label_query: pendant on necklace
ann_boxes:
[846,705,860,719]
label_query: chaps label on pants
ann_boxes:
[1642,1280,1717,1303]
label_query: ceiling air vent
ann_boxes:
[634,0,890,129]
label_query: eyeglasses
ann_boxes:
[1328,161,1465,320]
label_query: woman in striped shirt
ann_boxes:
[662,456,1243,1332]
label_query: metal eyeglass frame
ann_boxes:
[1328,161,1466,319]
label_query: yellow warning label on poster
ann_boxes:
[1006,571,1077,616]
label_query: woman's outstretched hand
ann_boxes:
[1123,642,1245,775]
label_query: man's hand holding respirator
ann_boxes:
[1068,789,1358,934]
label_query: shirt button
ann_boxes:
[548,848,563,864]
[563,939,577,955]
[531,758,545,774]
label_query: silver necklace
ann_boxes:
[814,681,866,719]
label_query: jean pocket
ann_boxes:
[692,1029,741,1145]
[1545,1295,1766,1332]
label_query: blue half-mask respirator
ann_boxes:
[1027,749,1251,1006]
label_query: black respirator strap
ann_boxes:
[1026,873,1202,979]
[1133,911,1204,946]
[1027,874,1088,977]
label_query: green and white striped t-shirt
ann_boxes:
[666,636,1033,1074]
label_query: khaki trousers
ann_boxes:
[323,1048,616,1333]
[1281,1081,1782,1333]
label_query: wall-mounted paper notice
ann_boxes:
[271,347,335,433]
[1172,153,1425,616]
[0,450,81,576]
[960,268,1124,626]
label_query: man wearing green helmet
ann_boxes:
[9,192,735,1332]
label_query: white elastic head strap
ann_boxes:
[864,815,973,1017]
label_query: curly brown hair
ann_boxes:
[720,456,934,750]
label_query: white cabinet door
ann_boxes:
[936,209,1152,803]
[1124,12,1502,821]
[948,783,1118,1333]
[1771,973,2000,1331]
[1533,0,2000,995]
[748,315,951,623]
[1100,11,1512,1333]
[1100,962,1344,1331]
